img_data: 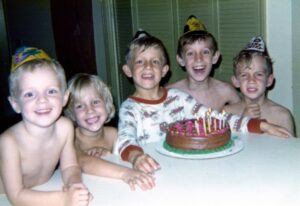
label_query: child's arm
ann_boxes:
[115,101,160,173]
[59,118,91,205]
[0,133,78,206]
[77,149,155,190]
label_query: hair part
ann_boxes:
[9,59,67,98]
[177,30,218,57]
[233,50,273,76]
[64,73,115,123]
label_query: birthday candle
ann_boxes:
[214,118,217,131]
[202,118,207,136]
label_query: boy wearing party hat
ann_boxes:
[0,47,92,205]
[115,30,292,175]
[167,15,241,111]
[223,37,295,136]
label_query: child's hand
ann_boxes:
[121,169,156,191]
[243,103,261,118]
[132,153,160,174]
[260,121,292,138]
[84,147,110,158]
[64,183,92,206]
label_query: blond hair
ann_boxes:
[9,59,67,98]
[64,73,115,123]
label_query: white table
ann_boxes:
[1,133,300,206]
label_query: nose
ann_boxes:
[86,105,95,113]
[195,53,203,62]
[144,61,153,70]
[37,95,48,103]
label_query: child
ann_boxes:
[0,47,91,205]
[115,30,292,174]
[223,36,295,136]
[167,15,241,111]
[64,73,155,190]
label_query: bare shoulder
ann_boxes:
[166,79,187,90]
[223,101,244,115]
[0,122,22,146]
[212,78,237,93]
[267,100,293,118]
[56,116,74,130]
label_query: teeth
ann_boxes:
[86,116,99,124]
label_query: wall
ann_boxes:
[266,0,298,135]
[292,0,300,135]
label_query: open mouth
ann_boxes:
[86,116,100,124]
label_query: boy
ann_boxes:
[64,73,155,190]
[115,31,292,174]
[167,15,241,111]
[223,36,295,136]
[0,47,91,205]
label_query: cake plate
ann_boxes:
[155,135,244,159]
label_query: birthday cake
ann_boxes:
[165,117,231,153]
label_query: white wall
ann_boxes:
[266,0,293,111]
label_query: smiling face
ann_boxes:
[232,55,274,101]
[177,40,220,82]
[123,46,169,93]
[72,85,108,135]
[9,66,67,128]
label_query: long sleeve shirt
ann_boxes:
[114,88,259,160]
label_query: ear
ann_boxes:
[176,55,185,67]
[212,50,220,64]
[62,90,70,107]
[161,64,169,77]
[8,96,21,114]
[122,64,133,78]
[231,75,240,88]
[266,74,274,87]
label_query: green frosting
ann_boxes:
[163,139,235,155]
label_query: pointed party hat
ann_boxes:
[11,47,51,72]
[244,36,266,53]
[183,15,207,34]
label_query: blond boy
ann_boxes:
[224,36,295,136]
[0,47,91,205]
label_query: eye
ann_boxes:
[135,59,144,65]
[92,99,101,105]
[185,51,193,57]
[74,103,84,110]
[48,88,59,95]
[24,92,35,99]
[255,72,266,78]
[202,49,211,55]
[152,59,162,65]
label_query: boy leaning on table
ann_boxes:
[223,36,295,136]
[114,30,292,175]
[0,47,92,206]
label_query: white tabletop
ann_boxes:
[1,133,300,206]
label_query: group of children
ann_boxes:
[0,15,295,206]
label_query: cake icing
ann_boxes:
[165,117,231,152]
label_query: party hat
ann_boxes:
[244,36,266,53]
[132,29,152,41]
[183,15,207,34]
[11,47,51,72]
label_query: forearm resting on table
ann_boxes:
[61,164,83,186]
[8,189,67,206]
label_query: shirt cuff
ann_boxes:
[120,145,144,161]
[247,118,267,133]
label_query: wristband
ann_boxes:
[121,145,144,161]
[248,118,267,133]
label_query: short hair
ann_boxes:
[233,50,273,76]
[64,73,115,123]
[9,59,67,98]
[124,34,170,66]
[177,30,218,57]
